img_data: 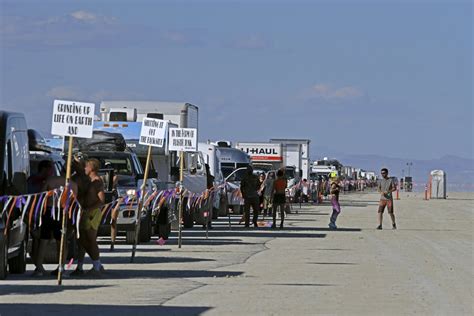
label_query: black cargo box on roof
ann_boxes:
[28,129,52,153]
[72,131,127,152]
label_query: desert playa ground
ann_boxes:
[1,191,472,315]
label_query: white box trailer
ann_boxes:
[100,101,198,130]
[270,139,311,181]
[236,142,283,170]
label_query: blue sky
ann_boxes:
[1,0,472,160]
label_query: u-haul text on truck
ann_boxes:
[237,142,282,162]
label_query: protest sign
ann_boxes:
[168,128,198,152]
[131,118,167,262]
[50,99,95,285]
[51,100,95,138]
[139,118,167,147]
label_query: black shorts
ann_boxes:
[40,208,62,240]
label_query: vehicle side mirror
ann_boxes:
[12,172,27,195]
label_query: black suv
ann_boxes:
[0,111,30,279]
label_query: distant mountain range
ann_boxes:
[311,150,474,192]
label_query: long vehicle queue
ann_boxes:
[0,102,383,281]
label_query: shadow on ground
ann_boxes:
[96,269,243,280]
[265,283,336,287]
[101,256,216,265]
[0,285,110,296]
[0,304,210,315]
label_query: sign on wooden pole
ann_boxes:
[131,118,167,262]
[51,100,95,285]
[168,128,197,248]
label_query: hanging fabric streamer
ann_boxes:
[34,193,46,229]
[0,196,13,217]
[21,195,32,224]
[4,197,18,236]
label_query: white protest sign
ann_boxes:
[168,128,198,152]
[139,118,168,148]
[51,100,95,138]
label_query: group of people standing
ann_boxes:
[239,166,398,231]
[27,155,106,278]
[240,166,287,229]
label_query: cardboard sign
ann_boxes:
[139,118,168,148]
[51,100,95,138]
[168,128,197,152]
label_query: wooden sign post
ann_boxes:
[168,128,198,249]
[51,100,95,285]
[131,117,167,262]
[178,150,184,248]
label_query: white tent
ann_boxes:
[430,170,447,199]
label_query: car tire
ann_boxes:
[183,210,194,229]
[125,230,136,244]
[9,238,27,274]
[0,235,8,280]
[139,215,152,243]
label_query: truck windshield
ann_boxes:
[225,168,247,182]
[222,166,235,179]
[285,169,296,179]
[100,158,134,176]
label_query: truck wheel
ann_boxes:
[183,210,194,229]
[125,230,136,244]
[0,235,8,280]
[139,215,152,243]
[9,238,27,274]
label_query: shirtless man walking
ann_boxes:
[377,168,397,230]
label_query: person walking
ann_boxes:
[240,165,260,228]
[272,169,287,229]
[263,171,275,216]
[328,179,341,229]
[258,173,266,213]
[377,168,397,230]
[72,158,105,276]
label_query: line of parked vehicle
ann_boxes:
[0,100,376,279]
